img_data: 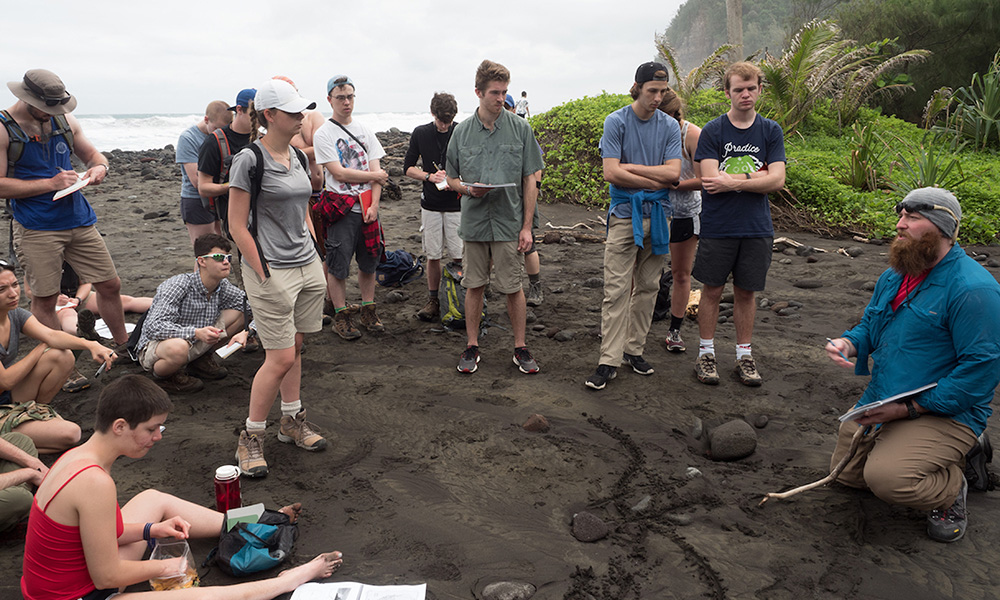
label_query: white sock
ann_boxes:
[281,400,302,417]
[736,343,752,360]
[699,338,715,358]
[245,418,266,434]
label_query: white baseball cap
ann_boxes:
[254,80,316,113]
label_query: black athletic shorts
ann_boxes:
[692,237,773,291]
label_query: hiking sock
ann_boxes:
[670,314,684,331]
[699,338,715,358]
[528,273,540,284]
[736,343,752,360]
[361,301,375,306]
[334,305,348,313]
[245,418,267,435]
[429,289,439,299]
[281,400,302,418]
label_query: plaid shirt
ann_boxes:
[136,271,248,351]
[316,191,384,257]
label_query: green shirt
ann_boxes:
[446,109,544,242]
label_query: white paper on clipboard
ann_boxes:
[53,176,90,200]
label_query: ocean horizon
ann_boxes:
[77,112,472,152]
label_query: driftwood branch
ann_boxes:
[544,221,594,231]
[759,425,865,506]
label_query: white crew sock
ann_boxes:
[245,418,266,434]
[699,338,715,358]
[281,400,302,417]
[736,343,752,360]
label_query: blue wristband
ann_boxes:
[143,522,155,550]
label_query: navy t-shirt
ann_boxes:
[694,114,785,238]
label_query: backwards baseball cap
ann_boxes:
[7,69,77,115]
[254,80,316,113]
[229,88,256,111]
[635,61,669,85]
[896,187,963,239]
[505,94,515,109]
[327,75,355,95]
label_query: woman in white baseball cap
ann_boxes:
[226,79,329,478]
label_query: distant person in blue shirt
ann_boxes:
[826,188,1000,544]
[176,100,232,245]
[692,61,786,387]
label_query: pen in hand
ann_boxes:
[826,338,850,362]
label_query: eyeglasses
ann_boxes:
[895,201,960,225]
[333,94,355,102]
[199,253,233,263]
[24,76,72,107]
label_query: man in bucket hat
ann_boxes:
[1,69,130,357]
[825,187,1000,543]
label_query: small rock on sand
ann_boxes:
[482,581,537,600]
[385,291,405,303]
[709,419,758,461]
[571,511,609,542]
[522,414,550,433]
[793,279,823,289]
[554,330,575,342]
[583,277,602,288]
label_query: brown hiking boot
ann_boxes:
[416,297,440,322]
[187,352,228,380]
[76,309,101,341]
[332,309,361,340]
[154,371,204,394]
[359,303,385,332]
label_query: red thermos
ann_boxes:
[214,465,242,513]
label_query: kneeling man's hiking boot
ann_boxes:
[154,371,204,394]
[187,352,228,380]
[332,310,361,340]
[927,476,968,543]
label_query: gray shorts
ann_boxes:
[180,196,218,225]
[325,211,380,279]
[692,237,772,291]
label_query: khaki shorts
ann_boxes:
[138,316,226,371]
[242,257,325,350]
[421,209,462,261]
[462,240,523,294]
[12,223,118,297]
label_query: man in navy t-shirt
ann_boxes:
[692,61,786,387]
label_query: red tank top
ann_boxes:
[21,464,124,600]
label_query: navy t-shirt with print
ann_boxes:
[695,114,785,238]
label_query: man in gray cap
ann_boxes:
[0,69,129,351]
[825,187,1000,543]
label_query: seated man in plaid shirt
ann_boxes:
[135,233,250,394]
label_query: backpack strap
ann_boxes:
[0,110,28,170]
[212,129,232,181]
[291,146,324,259]
[247,143,270,278]
[328,118,367,154]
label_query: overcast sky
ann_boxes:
[2,0,684,116]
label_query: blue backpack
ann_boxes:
[204,509,298,576]
[376,249,424,287]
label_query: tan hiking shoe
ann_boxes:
[278,409,328,451]
[736,356,763,386]
[236,430,268,477]
[359,303,385,332]
[332,309,361,340]
[695,353,720,385]
[416,297,440,322]
[61,368,90,393]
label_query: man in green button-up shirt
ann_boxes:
[446,59,544,376]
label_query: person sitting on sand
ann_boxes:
[826,188,1000,543]
[20,374,343,600]
[0,259,115,454]
[134,234,249,395]
[0,431,46,532]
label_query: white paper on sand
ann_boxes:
[291,581,426,600]
[837,383,938,422]
[459,181,517,190]
[53,176,90,200]
[94,318,135,339]
[215,341,243,359]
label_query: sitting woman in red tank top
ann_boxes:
[21,375,343,600]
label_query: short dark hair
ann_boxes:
[194,233,232,257]
[475,60,510,92]
[430,92,458,123]
[95,375,173,433]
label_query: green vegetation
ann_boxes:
[532,93,1000,244]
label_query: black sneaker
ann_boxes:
[585,364,617,390]
[457,345,481,374]
[927,476,968,543]
[512,346,539,374]
[622,353,654,375]
[964,431,993,492]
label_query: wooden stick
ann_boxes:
[759,425,866,506]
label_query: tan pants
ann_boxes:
[831,416,977,511]
[598,216,665,366]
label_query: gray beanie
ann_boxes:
[898,187,962,239]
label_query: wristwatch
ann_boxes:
[903,398,920,420]
[424,173,430,181]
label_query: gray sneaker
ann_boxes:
[928,476,968,542]
[236,430,268,477]
[695,353,720,385]
[526,281,544,307]
[736,356,763,387]
[665,329,686,353]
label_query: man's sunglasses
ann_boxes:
[24,77,72,107]
[199,253,233,263]
[895,201,959,224]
